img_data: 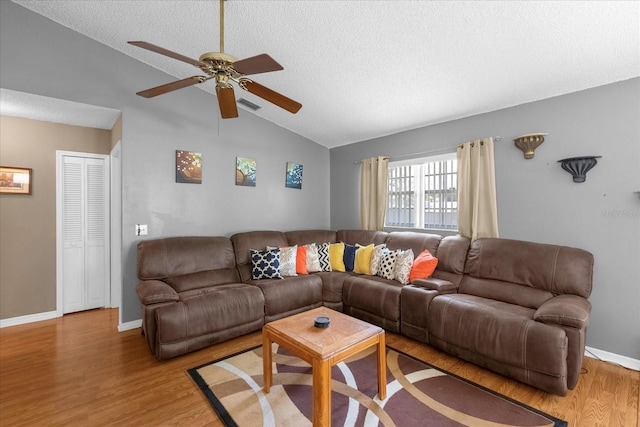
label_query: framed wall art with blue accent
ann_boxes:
[285,162,303,189]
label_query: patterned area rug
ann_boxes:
[188,344,567,427]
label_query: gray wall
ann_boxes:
[330,78,640,360]
[0,2,330,324]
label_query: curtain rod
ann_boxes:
[354,136,501,164]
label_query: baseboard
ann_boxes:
[0,310,58,328]
[585,346,640,371]
[118,319,142,332]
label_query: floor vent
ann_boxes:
[237,98,261,111]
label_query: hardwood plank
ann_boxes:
[0,308,638,427]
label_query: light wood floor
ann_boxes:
[1,308,637,426]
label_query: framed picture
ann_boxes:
[176,150,202,184]
[236,157,256,187]
[285,162,303,189]
[0,166,32,195]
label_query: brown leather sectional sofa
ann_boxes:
[136,229,593,395]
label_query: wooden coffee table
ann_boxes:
[262,307,386,427]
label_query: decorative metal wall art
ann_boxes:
[514,133,547,159]
[558,156,601,183]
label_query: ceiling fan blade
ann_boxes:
[216,86,239,119]
[240,80,302,114]
[128,41,204,67]
[136,76,203,98]
[232,54,284,75]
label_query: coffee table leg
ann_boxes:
[377,332,387,400]
[262,333,272,393]
[312,358,331,427]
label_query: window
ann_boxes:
[386,153,458,230]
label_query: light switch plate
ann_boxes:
[135,224,148,236]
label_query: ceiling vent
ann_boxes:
[237,98,261,111]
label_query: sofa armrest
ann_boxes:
[137,280,180,305]
[410,278,457,294]
[534,294,591,329]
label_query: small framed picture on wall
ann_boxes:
[175,151,202,184]
[285,162,303,189]
[236,157,257,187]
[0,166,32,195]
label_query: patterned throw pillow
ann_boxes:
[376,249,398,280]
[267,245,297,277]
[343,243,357,272]
[305,243,321,272]
[317,243,332,272]
[354,243,374,275]
[251,249,282,280]
[394,249,415,285]
[370,244,387,275]
[329,242,346,272]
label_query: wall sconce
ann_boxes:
[558,156,601,183]
[514,133,547,159]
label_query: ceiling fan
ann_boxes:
[128,0,302,119]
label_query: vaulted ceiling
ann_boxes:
[9,1,640,148]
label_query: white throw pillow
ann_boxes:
[376,249,398,280]
[394,249,414,285]
[305,243,321,272]
[370,244,387,275]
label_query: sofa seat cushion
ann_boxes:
[428,294,568,378]
[155,283,265,344]
[313,271,352,306]
[248,275,323,318]
[342,275,404,332]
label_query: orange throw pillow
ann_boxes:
[409,249,438,282]
[296,245,308,275]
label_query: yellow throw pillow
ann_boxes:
[354,243,374,275]
[329,242,346,272]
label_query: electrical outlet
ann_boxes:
[135,224,148,236]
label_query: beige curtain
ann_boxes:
[360,156,389,231]
[457,137,499,241]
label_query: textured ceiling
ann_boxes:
[0,89,121,130]
[8,0,640,148]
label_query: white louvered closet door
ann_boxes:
[61,154,109,314]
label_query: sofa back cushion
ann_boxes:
[231,231,289,282]
[459,276,555,309]
[434,235,470,274]
[336,230,388,246]
[384,231,441,257]
[463,238,593,299]
[137,236,238,281]
[285,229,337,246]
